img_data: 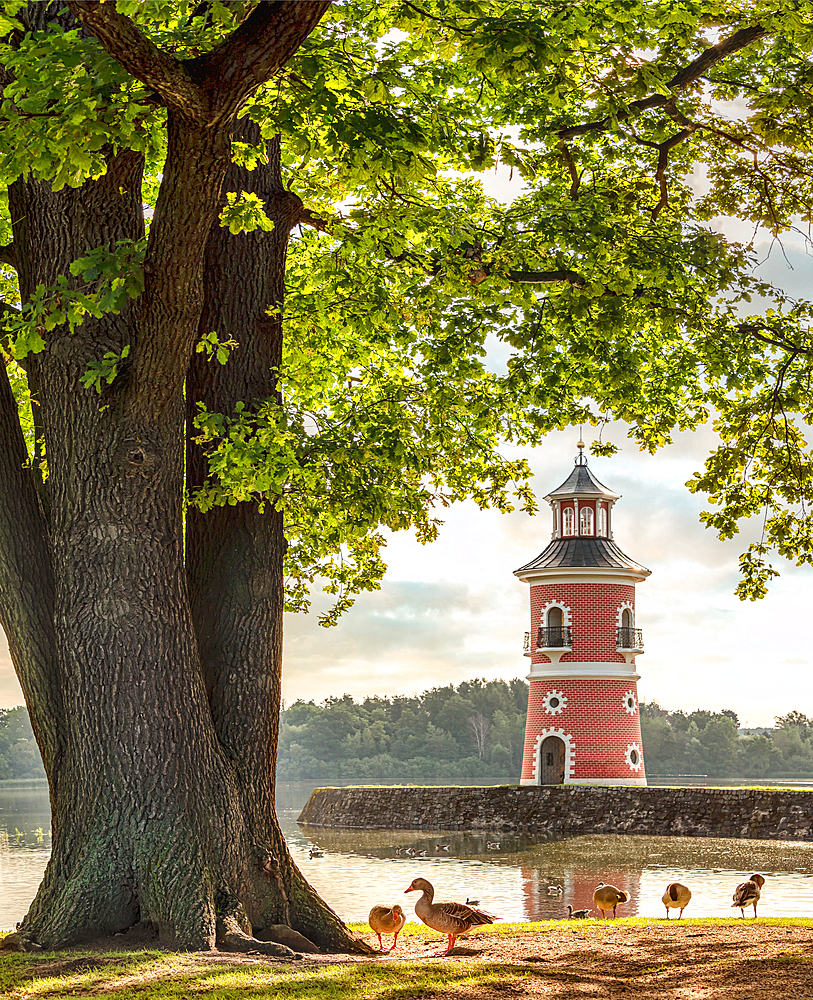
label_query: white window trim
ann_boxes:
[616,601,635,628]
[541,600,571,627]
[562,506,575,536]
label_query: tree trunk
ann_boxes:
[0,1,359,953]
[186,124,364,951]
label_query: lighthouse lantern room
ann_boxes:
[515,443,650,786]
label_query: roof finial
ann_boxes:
[576,426,587,465]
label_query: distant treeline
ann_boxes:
[278,678,529,782]
[279,680,813,783]
[4,683,812,784]
[641,704,813,780]
[0,706,45,780]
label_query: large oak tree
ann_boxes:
[0,0,810,952]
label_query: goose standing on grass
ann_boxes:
[593,882,630,918]
[732,873,765,918]
[368,904,406,952]
[566,905,592,919]
[662,882,692,919]
[405,877,497,955]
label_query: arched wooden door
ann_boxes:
[539,735,565,784]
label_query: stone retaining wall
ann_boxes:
[297,785,813,841]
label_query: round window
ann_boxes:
[627,697,634,709]
[549,697,560,708]
[629,749,639,765]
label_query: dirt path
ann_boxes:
[347,923,813,998]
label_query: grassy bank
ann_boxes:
[3,919,813,999]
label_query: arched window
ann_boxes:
[598,506,607,537]
[542,606,569,648]
[562,507,575,536]
[580,506,594,535]
[621,608,633,630]
[546,606,563,629]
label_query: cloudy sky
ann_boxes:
[275,211,813,729]
[0,160,810,729]
[270,161,813,729]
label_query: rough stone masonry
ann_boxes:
[298,785,813,841]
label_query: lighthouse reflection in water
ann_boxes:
[290,820,813,923]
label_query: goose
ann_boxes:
[436,844,451,851]
[486,842,500,851]
[465,897,480,906]
[405,876,497,954]
[732,873,765,918]
[662,882,692,919]
[308,848,324,858]
[547,885,563,895]
[368,903,406,952]
[566,905,592,919]
[593,882,630,918]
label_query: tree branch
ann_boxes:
[68,1,207,121]
[651,127,696,221]
[300,209,589,288]
[187,1,333,119]
[558,23,768,140]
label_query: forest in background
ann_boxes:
[3,679,812,784]
[0,707,45,779]
[277,679,813,782]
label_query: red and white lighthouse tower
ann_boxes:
[515,444,650,786]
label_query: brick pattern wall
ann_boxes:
[299,785,813,842]
[531,582,635,664]
[521,678,644,782]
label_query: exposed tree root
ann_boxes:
[216,916,299,959]
[254,924,321,953]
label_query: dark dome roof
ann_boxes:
[515,537,650,575]
[545,460,620,501]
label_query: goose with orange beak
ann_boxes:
[405,877,497,955]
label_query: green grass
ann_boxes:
[4,918,813,999]
[0,950,531,999]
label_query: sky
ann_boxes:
[273,178,813,728]
[0,134,811,730]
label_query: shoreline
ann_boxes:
[2,919,813,997]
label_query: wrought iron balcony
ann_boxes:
[617,627,644,650]
[537,626,573,648]
[523,631,531,654]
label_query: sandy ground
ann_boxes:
[351,923,813,998]
[345,920,813,1000]
[6,922,813,999]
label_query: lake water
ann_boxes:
[3,780,813,930]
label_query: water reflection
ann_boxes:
[2,780,813,930]
[288,823,813,922]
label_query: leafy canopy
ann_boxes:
[2,1,813,616]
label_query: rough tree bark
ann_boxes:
[0,1,367,953]
[185,121,358,950]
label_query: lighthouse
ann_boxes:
[515,444,650,786]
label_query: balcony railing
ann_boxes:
[538,626,573,648]
[523,631,530,654]
[617,627,644,650]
